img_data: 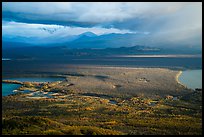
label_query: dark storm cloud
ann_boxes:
[2,2,202,48]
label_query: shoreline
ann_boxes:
[68,65,179,70]
[175,71,187,88]
[112,54,202,58]
[2,66,191,98]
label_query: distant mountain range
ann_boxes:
[2,30,202,53]
[3,30,151,48]
[2,30,202,60]
[2,43,201,61]
[2,31,98,46]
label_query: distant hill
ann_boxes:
[2,42,202,61]
[2,32,141,48]
[2,30,202,60]
[65,33,138,49]
[79,32,98,37]
[2,31,202,54]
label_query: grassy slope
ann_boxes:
[2,90,202,135]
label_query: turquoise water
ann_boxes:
[5,77,63,82]
[2,83,21,96]
[2,77,64,96]
[179,69,202,90]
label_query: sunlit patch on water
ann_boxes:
[2,58,11,61]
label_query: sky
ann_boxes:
[2,2,202,49]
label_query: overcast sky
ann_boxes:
[2,2,202,48]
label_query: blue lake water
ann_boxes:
[179,69,202,90]
[5,77,64,82]
[2,77,64,96]
[2,83,21,96]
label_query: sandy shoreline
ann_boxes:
[175,71,187,88]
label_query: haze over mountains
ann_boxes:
[3,29,201,55]
[1,2,202,86]
[2,2,202,57]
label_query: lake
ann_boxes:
[179,69,202,90]
[2,57,202,95]
[2,83,21,96]
[2,77,64,96]
[2,57,202,78]
[5,77,64,82]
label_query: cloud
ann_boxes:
[3,2,200,24]
[2,2,202,48]
[2,21,136,43]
